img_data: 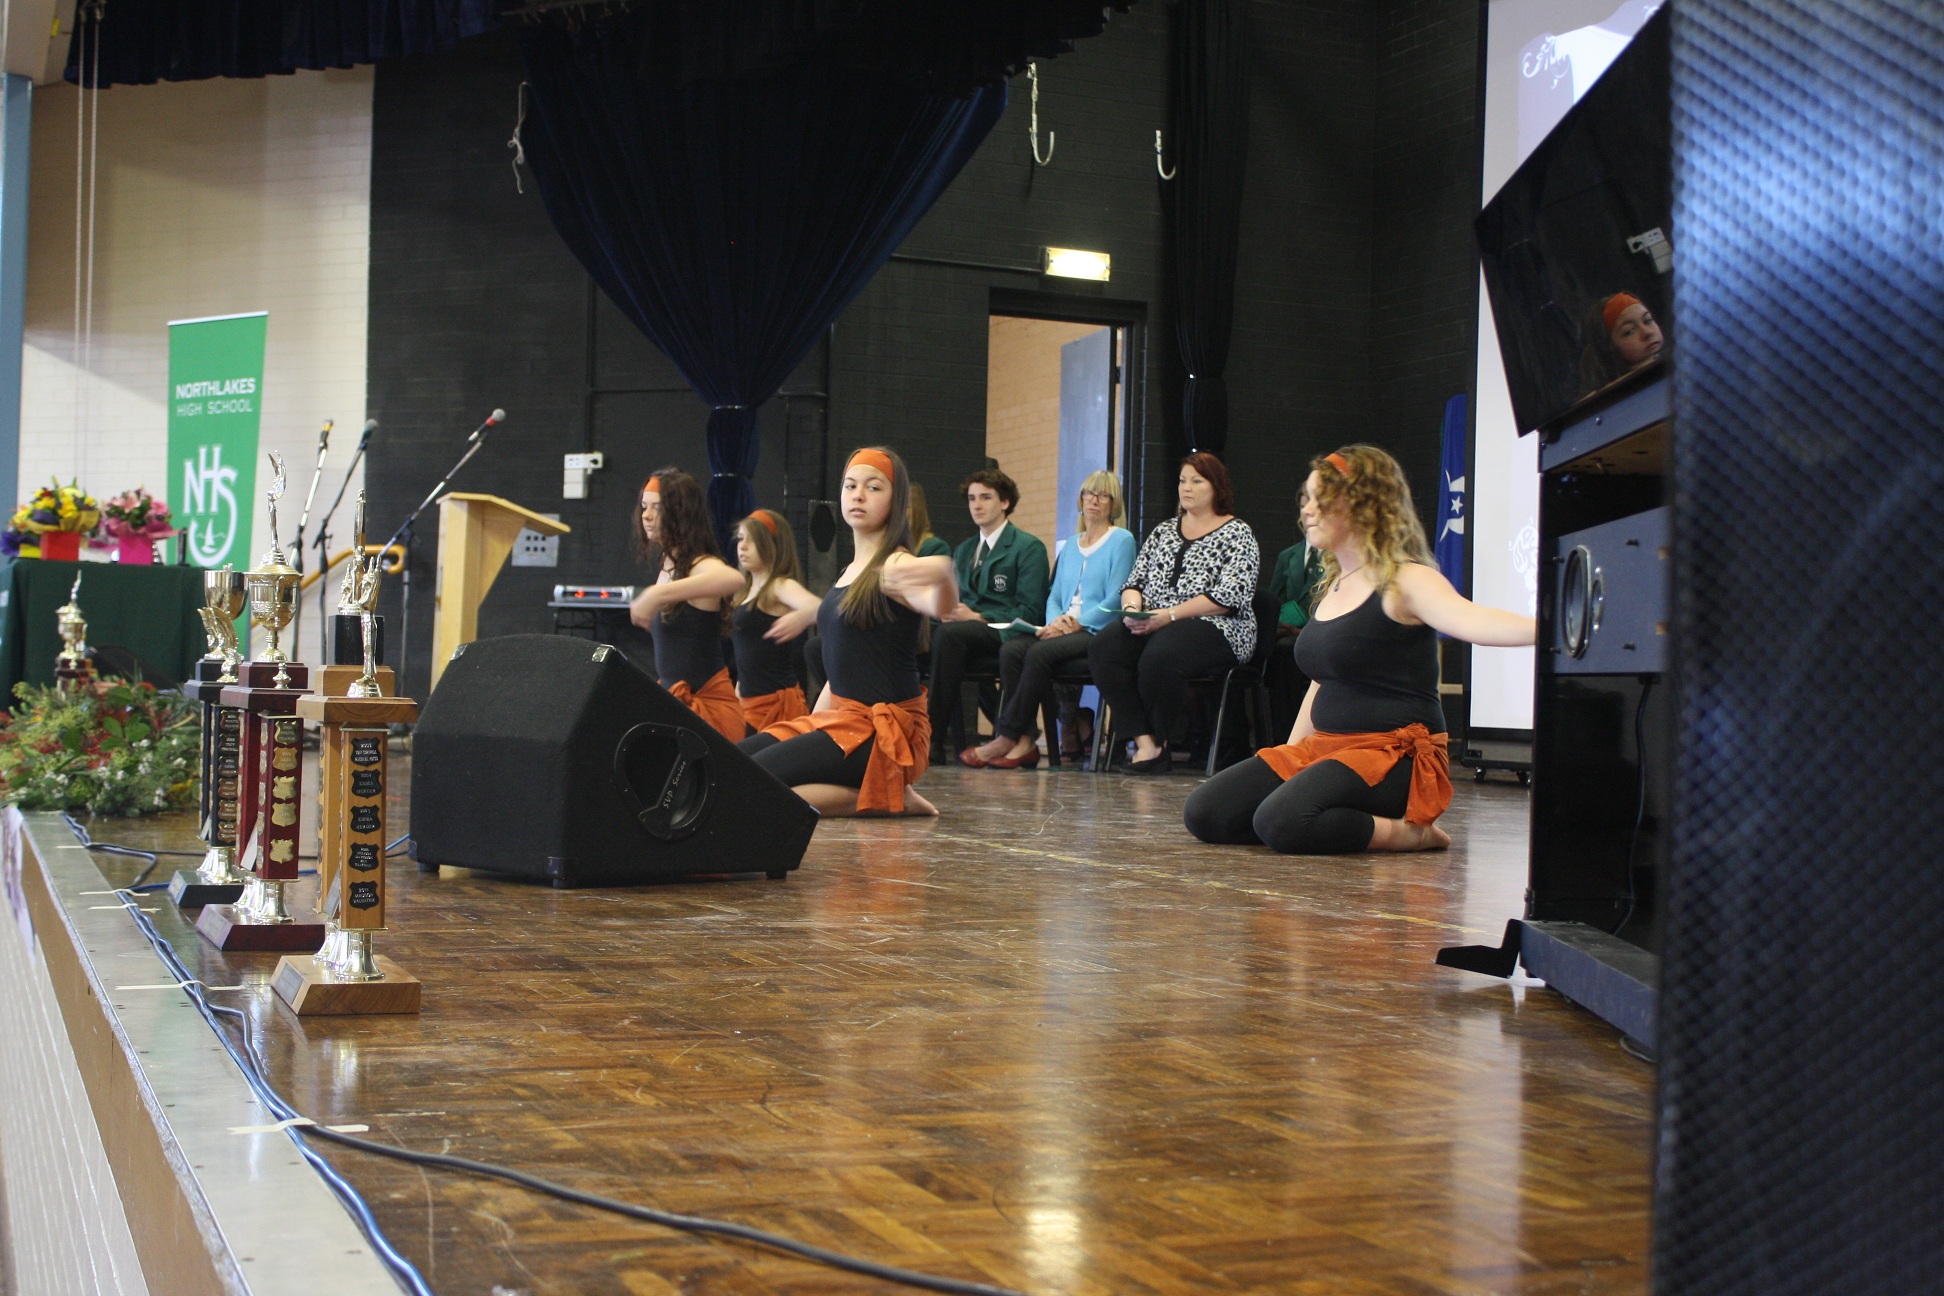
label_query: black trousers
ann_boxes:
[993,630,1093,741]
[1086,617,1237,746]
[1183,754,1414,855]
[738,730,872,789]
[929,619,1003,749]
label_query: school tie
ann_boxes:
[971,541,987,584]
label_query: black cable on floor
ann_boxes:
[67,818,1029,1296]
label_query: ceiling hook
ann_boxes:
[1155,129,1177,181]
[1029,63,1056,167]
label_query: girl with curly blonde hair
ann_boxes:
[1184,444,1535,855]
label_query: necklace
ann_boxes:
[1331,563,1365,592]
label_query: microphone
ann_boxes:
[467,408,507,444]
[318,419,334,449]
[358,418,378,451]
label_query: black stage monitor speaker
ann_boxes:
[410,634,817,886]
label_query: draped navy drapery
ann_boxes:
[517,12,1007,547]
[1168,0,1251,454]
[66,0,497,86]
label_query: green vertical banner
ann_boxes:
[167,311,267,568]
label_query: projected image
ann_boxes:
[1517,0,1665,157]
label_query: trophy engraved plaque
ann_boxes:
[277,494,421,1014]
[197,457,326,952]
[170,568,250,907]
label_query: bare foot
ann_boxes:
[797,784,940,818]
[901,789,940,817]
[1129,736,1165,763]
[1367,818,1452,852]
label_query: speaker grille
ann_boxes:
[1661,4,1944,1292]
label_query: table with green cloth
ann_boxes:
[0,558,209,701]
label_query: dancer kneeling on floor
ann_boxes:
[731,509,821,732]
[630,468,746,743]
[1183,445,1535,854]
[738,447,958,818]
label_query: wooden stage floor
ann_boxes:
[88,757,1652,1295]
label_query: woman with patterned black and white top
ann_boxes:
[1087,452,1260,774]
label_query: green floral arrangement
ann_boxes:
[0,678,199,816]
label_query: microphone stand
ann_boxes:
[313,425,374,662]
[380,423,494,690]
[290,422,332,647]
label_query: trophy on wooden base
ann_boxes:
[169,568,251,907]
[54,575,95,691]
[197,456,327,953]
[277,494,421,1014]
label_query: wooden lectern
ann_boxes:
[431,493,570,690]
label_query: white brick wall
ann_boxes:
[17,69,373,601]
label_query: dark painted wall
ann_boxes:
[365,1,1483,696]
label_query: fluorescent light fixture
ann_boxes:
[1043,247,1111,281]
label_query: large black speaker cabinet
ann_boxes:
[1659,4,1944,1294]
[410,635,817,886]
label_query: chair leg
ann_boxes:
[1206,673,1235,777]
[1043,694,1061,767]
[1091,701,1113,772]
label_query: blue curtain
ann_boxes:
[67,0,496,86]
[517,12,1007,547]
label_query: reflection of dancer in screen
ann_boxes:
[731,509,821,733]
[738,448,958,818]
[1184,446,1536,854]
[629,469,745,743]
[1579,292,1665,393]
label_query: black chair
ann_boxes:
[1091,590,1279,776]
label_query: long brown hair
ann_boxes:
[637,467,726,625]
[1179,451,1235,515]
[1306,444,1434,596]
[738,509,800,612]
[838,446,914,629]
[909,482,937,551]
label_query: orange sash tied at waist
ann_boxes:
[668,667,747,744]
[762,691,931,814]
[1256,723,1452,826]
[740,684,808,733]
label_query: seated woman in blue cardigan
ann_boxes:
[964,471,1137,768]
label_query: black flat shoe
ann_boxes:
[1125,753,1171,775]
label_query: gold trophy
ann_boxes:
[54,575,93,689]
[171,569,252,906]
[281,489,421,1014]
[199,566,247,683]
[197,454,323,952]
[246,453,301,689]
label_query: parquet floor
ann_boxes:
[89,756,1653,1295]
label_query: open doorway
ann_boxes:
[984,314,1134,549]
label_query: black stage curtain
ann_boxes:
[66,0,496,86]
[1168,0,1251,454]
[517,11,1009,546]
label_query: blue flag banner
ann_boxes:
[1434,394,1468,595]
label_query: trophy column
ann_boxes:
[276,693,421,1014]
[170,568,249,907]
[196,664,327,952]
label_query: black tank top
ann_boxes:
[817,582,923,705]
[650,600,726,693]
[1296,587,1446,735]
[731,601,800,696]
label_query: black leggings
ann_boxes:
[739,730,873,789]
[1183,754,1414,855]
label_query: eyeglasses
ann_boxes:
[1080,490,1114,501]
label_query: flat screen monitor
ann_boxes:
[1476,5,1671,436]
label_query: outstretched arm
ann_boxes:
[1392,564,1536,646]
[632,557,745,626]
[762,577,825,642]
[880,552,959,620]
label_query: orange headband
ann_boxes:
[847,449,895,482]
[747,509,778,536]
[1602,293,1643,333]
[643,475,662,497]
[1325,452,1352,477]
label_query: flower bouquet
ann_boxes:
[100,487,176,564]
[5,480,101,561]
[0,678,199,816]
